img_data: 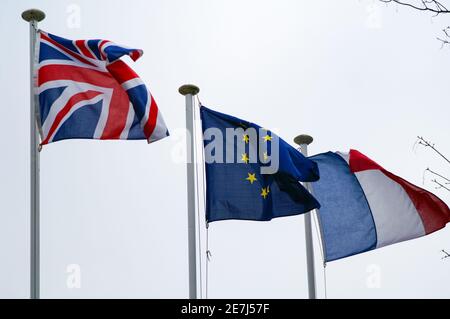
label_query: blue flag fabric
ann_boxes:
[309,152,377,262]
[200,106,320,223]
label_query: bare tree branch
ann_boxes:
[380,0,450,14]
[380,1,450,44]
[417,138,450,192]
[437,27,450,47]
[425,168,450,183]
[442,250,450,259]
[432,179,450,191]
[417,136,450,165]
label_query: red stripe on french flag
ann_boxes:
[349,149,450,235]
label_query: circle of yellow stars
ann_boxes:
[241,131,271,199]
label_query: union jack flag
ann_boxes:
[35,31,168,145]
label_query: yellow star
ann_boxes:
[246,173,257,184]
[263,152,269,161]
[243,134,249,143]
[241,153,249,164]
[261,187,269,199]
[263,134,272,142]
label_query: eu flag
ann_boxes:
[200,106,320,223]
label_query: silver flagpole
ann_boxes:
[179,84,200,299]
[294,134,316,299]
[22,8,45,300]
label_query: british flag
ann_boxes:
[35,31,168,145]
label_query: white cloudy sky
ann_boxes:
[1,0,449,298]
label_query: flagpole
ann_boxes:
[294,134,316,299]
[179,84,200,299]
[22,8,45,300]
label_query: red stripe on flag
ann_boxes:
[99,40,110,60]
[129,50,142,61]
[38,65,114,87]
[41,33,97,67]
[100,85,130,140]
[106,60,138,84]
[143,96,158,139]
[42,90,102,145]
[348,150,382,173]
[349,149,450,234]
[383,170,450,234]
[75,40,95,59]
[102,59,140,138]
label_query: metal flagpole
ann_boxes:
[294,134,316,299]
[179,84,200,299]
[22,8,45,300]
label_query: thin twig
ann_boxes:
[380,0,450,44]
[442,250,450,259]
[425,168,450,183]
[432,179,450,192]
[444,26,450,38]
[380,0,449,14]
[417,136,450,165]
[437,27,450,48]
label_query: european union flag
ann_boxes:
[200,106,320,223]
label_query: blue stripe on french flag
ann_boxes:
[310,150,450,262]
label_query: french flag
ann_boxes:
[310,150,450,262]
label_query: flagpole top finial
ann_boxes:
[179,84,200,96]
[22,9,46,22]
[294,134,314,146]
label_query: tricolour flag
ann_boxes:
[201,106,320,222]
[310,149,450,262]
[35,31,168,145]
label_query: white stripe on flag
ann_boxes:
[48,94,104,143]
[355,170,426,248]
[121,78,144,91]
[148,109,168,143]
[120,102,135,139]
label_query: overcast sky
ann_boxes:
[1,0,449,298]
